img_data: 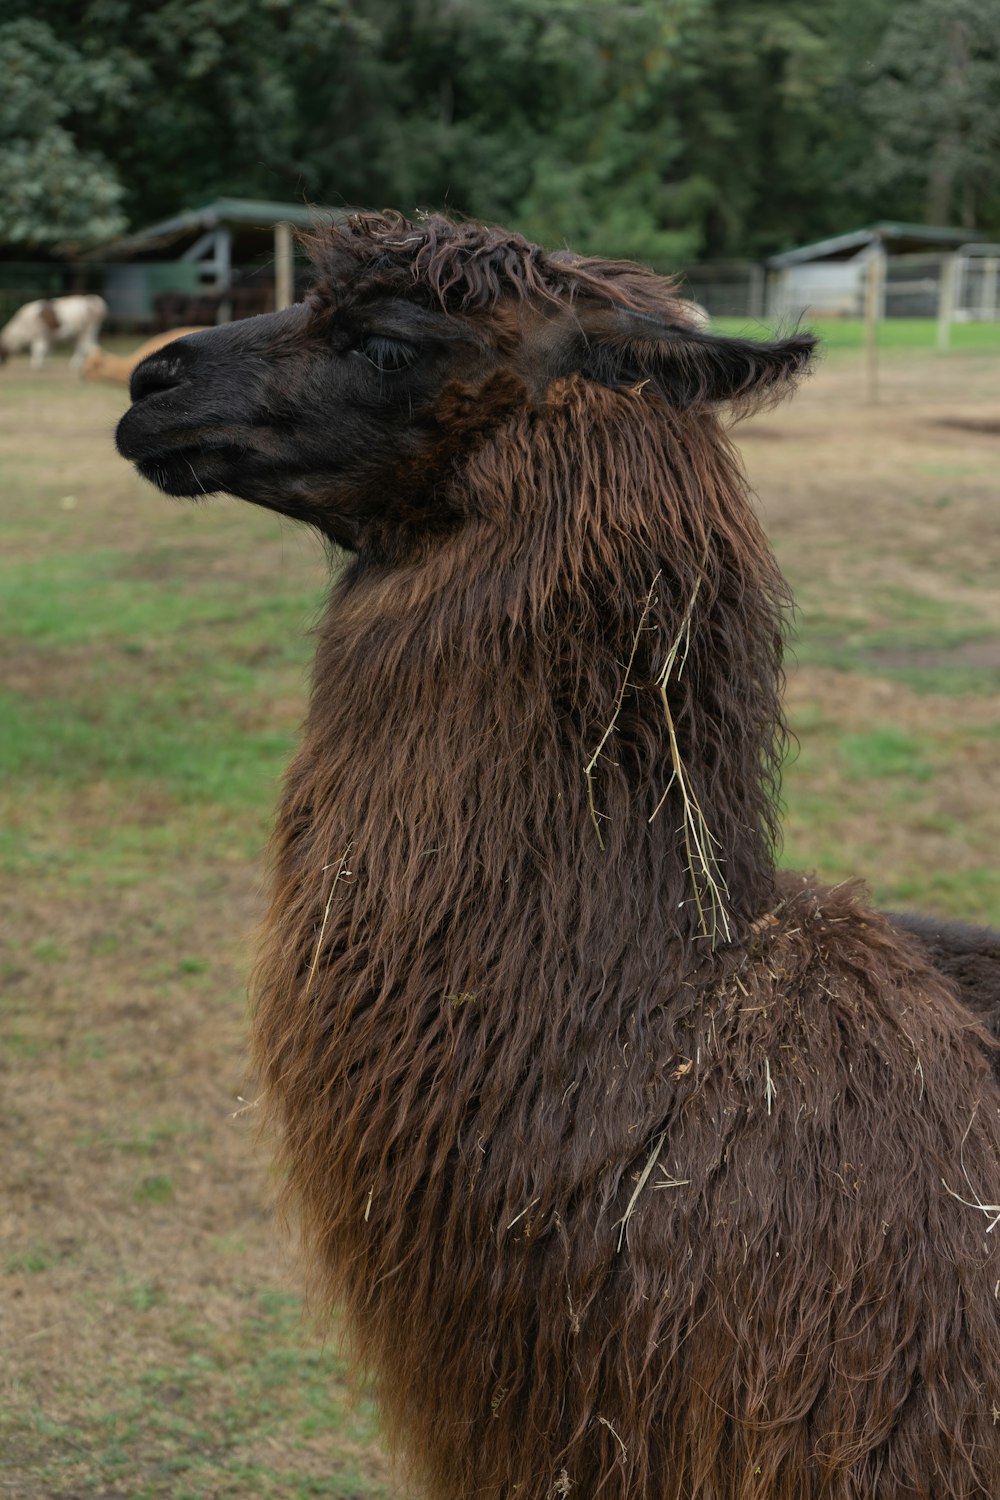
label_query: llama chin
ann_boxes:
[118,210,1000,1500]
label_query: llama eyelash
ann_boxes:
[354,334,416,372]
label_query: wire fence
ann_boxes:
[1,247,998,336]
[684,248,1000,328]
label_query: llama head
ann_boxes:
[116,211,815,558]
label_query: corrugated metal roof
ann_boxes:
[767,222,973,267]
[85,198,346,260]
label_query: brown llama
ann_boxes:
[888,910,1000,1077]
[83,327,211,385]
[116,212,1000,1500]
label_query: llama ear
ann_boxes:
[568,308,817,409]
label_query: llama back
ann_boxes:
[84,327,211,384]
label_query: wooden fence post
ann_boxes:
[748,264,764,320]
[937,254,959,350]
[274,222,295,312]
[980,257,999,322]
[864,244,884,403]
[215,227,232,323]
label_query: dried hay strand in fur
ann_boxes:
[584,574,659,851]
[648,537,733,947]
[585,547,732,946]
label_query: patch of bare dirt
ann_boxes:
[933,416,1000,435]
[867,637,1000,671]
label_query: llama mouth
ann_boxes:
[113,421,245,496]
[122,438,325,530]
[129,445,251,497]
[118,399,253,462]
[116,402,255,494]
[117,411,342,528]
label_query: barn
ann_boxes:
[83,198,344,329]
[765,222,977,319]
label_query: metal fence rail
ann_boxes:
[1,247,998,334]
[681,247,1000,328]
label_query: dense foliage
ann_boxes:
[2,0,999,259]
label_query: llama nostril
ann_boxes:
[129,348,190,403]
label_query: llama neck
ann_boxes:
[290,396,787,959]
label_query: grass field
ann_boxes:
[2,333,999,1498]
[714,315,1000,353]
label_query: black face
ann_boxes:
[115,299,504,551]
[116,292,815,555]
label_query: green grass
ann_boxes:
[885,865,1000,914]
[6,1244,60,1275]
[134,1173,176,1204]
[1,1292,393,1500]
[0,547,322,650]
[82,1120,210,1158]
[0,544,323,827]
[837,726,937,783]
[0,378,392,1499]
[779,708,1000,922]
[0,684,298,801]
[714,316,1000,353]
[788,586,1000,696]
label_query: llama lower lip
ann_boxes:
[129,444,248,497]
[116,400,251,486]
[116,400,255,466]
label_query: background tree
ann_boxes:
[862,0,1000,229]
[0,18,128,249]
[1,0,998,262]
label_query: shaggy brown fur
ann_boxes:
[117,212,1000,1499]
[888,910,1000,1078]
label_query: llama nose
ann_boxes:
[129,346,192,403]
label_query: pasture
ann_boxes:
[2,332,999,1498]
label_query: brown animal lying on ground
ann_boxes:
[116,211,1000,1500]
[83,327,210,384]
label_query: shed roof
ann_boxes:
[767,222,973,268]
[85,198,346,261]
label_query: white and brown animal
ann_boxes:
[83,327,210,386]
[0,293,107,371]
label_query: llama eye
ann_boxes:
[355,335,416,372]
